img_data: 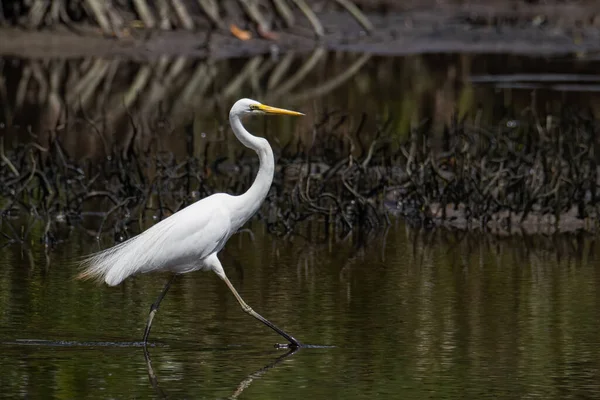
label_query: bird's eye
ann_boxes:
[249,105,258,111]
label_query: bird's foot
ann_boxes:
[274,341,302,349]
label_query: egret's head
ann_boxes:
[230,98,304,118]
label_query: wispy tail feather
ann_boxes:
[75,214,179,286]
[75,241,132,286]
[75,265,101,282]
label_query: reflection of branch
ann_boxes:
[66,59,111,106]
[122,65,152,109]
[8,52,371,136]
[0,59,10,123]
[288,54,372,102]
[270,47,326,97]
[267,51,296,90]
[15,64,31,109]
[222,56,264,99]
[171,61,217,123]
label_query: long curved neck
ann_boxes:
[229,114,274,227]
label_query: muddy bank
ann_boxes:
[1,4,600,60]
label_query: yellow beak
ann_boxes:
[257,104,304,116]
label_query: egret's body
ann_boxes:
[78,98,303,348]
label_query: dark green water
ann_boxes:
[3,52,600,399]
[1,224,600,399]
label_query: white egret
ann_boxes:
[77,98,304,349]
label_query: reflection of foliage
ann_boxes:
[0,52,372,148]
[5,54,600,154]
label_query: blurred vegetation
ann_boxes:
[1,0,598,35]
[0,0,376,36]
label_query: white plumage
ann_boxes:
[78,193,233,286]
[77,98,305,349]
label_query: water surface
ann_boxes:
[1,224,600,399]
[2,51,600,399]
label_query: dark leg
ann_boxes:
[219,274,302,348]
[143,345,167,399]
[230,347,299,398]
[143,274,177,348]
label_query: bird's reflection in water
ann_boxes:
[229,347,300,399]
[143,346,300,399]
[144,347,168,399]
